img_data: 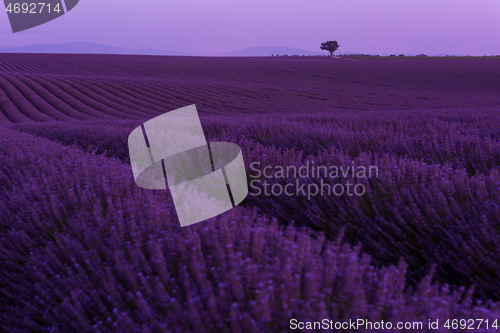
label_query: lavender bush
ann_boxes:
[9,108,500,300]
[1,54,500,331]
[1,129,500,332]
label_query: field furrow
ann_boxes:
[29,76,112,119]
[87,80,168,114]
[0,76,52,122]
[46,77,145,120]
[4,75,72,121]
[18,76,92,120]
[63,79,159,118]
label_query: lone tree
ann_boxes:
[320,41,340,57]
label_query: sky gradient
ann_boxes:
[1,0,500,55]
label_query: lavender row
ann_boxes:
[8,110,500,299]
[0,75,51,122]
[12,107,500,174]
[2,55,500,123]
[60,78,159,118]
[17,76,91,121]
[1,129,499,332]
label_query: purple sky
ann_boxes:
[1,0,500,55]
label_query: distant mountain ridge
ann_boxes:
[217,46,324,56]
[0,42,335,57]
[2,42,466,57]
[0,42,184,56]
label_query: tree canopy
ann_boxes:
[320,41,340,57]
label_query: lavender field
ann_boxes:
[1,54,500,332]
